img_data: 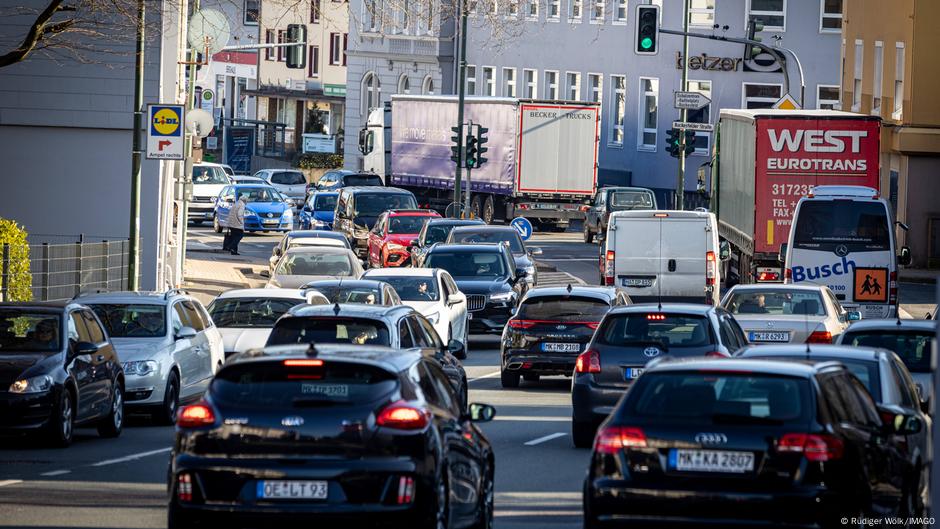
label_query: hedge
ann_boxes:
[297,153,344,169]
[0,219,32,301]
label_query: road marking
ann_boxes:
[495,415,569,422]
[468,371,501,382]
[40,470,70,477]
[90,447,172,467]
[539,258,596,261]
[524,432,567,446]
[0,480,23,487]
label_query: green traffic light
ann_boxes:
[641,37,653,50]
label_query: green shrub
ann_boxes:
[0,219,31,301]
[297,153,344,169]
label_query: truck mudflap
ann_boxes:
[512,202,587,220]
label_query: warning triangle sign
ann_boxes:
[772,94,801,110]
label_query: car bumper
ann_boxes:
[244,218,293,232]
[124,372,167,406]
[502,350,582,376]
[0,389,58,431]
[188,204,215,219]
[571,376,627,424]
[469,305,513,333]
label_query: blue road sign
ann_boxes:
[510,217,533,241]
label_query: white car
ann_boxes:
[206,288,328,359]
[255,169,308,206]
[362,267,469,357]
[190,163,233,224]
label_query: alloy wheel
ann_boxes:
[61,393,73,441]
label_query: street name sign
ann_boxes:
[672,121,714,132]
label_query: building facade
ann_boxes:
[841,0,940,268]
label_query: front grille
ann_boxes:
[467,295,486,311]
[192,196,213,203]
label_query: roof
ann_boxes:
[428,242,506,253]
[726,283,829,293]
[284,303,414,319]
[229,343,422,372]
[232,183,276,189]
[737,344,891,363]
[720,108,881,120]
[302,279,392,289]
[610,209,713,220]
[363,267,438,278]
[450,225,519,234]
[646,357,837,377]
[844,319,937,332]
[340,186,413,195]
[283,245,355,255]
[388,209,439,216]
[598,186,655,193]
[310,190,339,196]
[215,288,306,300]
[0,301,72,310]
[523,285,618,301]
[286,230,347,240]
[72,291,179,304]
[608,303,716,316]
[425,218,486,226]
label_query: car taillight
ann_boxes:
[377,401,430,430]
[705,351,729,358]
[508,319,539,329]
[396,476,415,504]
[604,250,615,286]
[889,271,898,305]
[518,204,529,210]
[706,251,717,286]
[579,205,590,212]
[777,433,843,462]
[575,349,601,373]
[177,473,193,502]
[806,331,832,344]
[757,271,780,282]
[594,426,647,454]
[785,268,792,280]
[177,403,216,428]
[585,321,600,330]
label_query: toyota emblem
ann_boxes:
[281,416,305,427]
[835,244,849,257]
[694,432,728,445]
[643,347,660,358]
[557,325,567,331]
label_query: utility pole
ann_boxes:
[676,0,690,211]
[453,0,469,212]
[128,0,145,290]
[179,0,201,262]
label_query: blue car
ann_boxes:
[213,184,294,233]
[299,191,338,230]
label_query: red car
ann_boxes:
[367,209,441,268]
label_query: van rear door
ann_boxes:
[610,215,662,302]
[659,216,709,303]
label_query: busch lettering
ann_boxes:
[767,129,868,153]
[791,257,856,282]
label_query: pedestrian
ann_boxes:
[226,194,247,255]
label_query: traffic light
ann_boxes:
[475,126,489,167]
[286,24,307,69]
[450,126,462,165]
[664,128,680,158]
[465,134,479,168]
[683,129,696,156]
[744,19,764,61]
[634,5,659,55]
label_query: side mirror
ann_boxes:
[846,311,862,321]
[410,239,419,248]
[877,405,922,435]
[74,341,99,355]
[260,269,271,278]
[468,403,496,423]
[447,338,465,357]
[898,246,912,267]
[778,243,788,264]
[303,205,312,212]
[175,326,198,341]
[529,247,543,256]
[719,240,731,261]
[446,293,462,306]
[274,247,282,256]
[515,268,528,279]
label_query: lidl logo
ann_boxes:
[151,107,182,137]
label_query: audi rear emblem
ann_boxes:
[281,416,305,427]
[694,433,728,445]
[643,347,660,357]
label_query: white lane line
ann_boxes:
[524,432,567,446]
[0,480,23,487]
[468,371,501,382]
[90,447,172,467]
[538,258,596,261]
[40,470,70,477]
[495,416,569,422]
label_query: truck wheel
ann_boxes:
[582,223,593,243]
[482,195,495,224]
[470,195,482,220]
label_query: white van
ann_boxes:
[783,186,911,319]
[190,163,233,224]
[603,210,726,305]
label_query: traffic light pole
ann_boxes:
[464,121,474,216]
[128,0,144,290]
[453,2,469,213]
[676,0,690,211]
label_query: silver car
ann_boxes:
[74,290,224,424]
[721,284,858,345]
[255,169,308,207]
[262,246,365,289]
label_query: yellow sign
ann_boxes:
[772,94,801,110]
[151,107,182,136]
[854,267,888,303]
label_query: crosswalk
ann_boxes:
[537,271,586,288]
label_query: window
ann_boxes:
[816,85,840,109]
[742,82,781,109]
[549,0,560,19]
[400,0,411,33]
[308,45,319,77]
[311,0,321,23]
[343,34,348,66]
[488,0,498,15]
[523,69,537,98]
[687,80,711,152]
[638,77,658,150]
[81,311,106,343]
[264,30,274,60]
[398,74,410,94]
[566,71,581,100]
[872,41,883,114]
[508,0,518,15]
[527,0,538,19]
[544,70,558,99]
[569,0,581,22]
[423,0,434,32]
[688,0,714,26]
[614,0,626,22]
[466,65,477,95]
[747,0,785,31]
[329,33,342,65]
[609,75,625,145]
[588,73,602,103]
[364,0,379,31]
[852,39,863,111]
[483,67,496,96]
[503,67,516,97]
[590,0,603,23]
[893,42,904,120]
[820,0,841,32]
[244,0,259,24]
[398,319,416,348]
[422,76,435,95]
[361,72,381,116]
[277,30,285,62]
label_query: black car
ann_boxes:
[334,187,419,258]
[0,302,124,446]
[738,344,931,517]
[583,358,922,528]
[265,303,468,408]
[582,186,657,243]
[168,345,496,529]
[314,169,384,192]
[423,243,528,334]
[409,218,485,268]
[500,286,629,388]
[302,279,402,306]
[445,225,542,286]
[570,303,747,447]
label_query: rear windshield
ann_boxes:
[310,286,384,305]
[345,174,384,187]
[725,290,826,316]
[424,224,460,245]
[356,193,417,216]
[90,304,166,338]
[597,313,713,349]
[609,191,654,210]
[425,251,507,280]
[314,195,337,211]
[367,275,439,302]
[793,201,890,250]
[450,230,524,254]
[272,171,306,185]
[207,298,299,328]
[625,372,812,426]
[277,253,353,276]
[267,317,391,347]
[211,361,397,408]
[519,296,611,321]
[0,311,61,352]
[842,331,933,373]
[389,216,431,234]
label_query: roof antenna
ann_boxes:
[333,302,341,316]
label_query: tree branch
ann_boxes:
[0,0,73,68]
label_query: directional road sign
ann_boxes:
[147,104,185,160]
[673,91,711,110]
[772,93,801,110]
[672,121,714,132]
[510,217,533,241]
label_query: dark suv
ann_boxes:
[314,170,384,192]
[582,186,656,243]
[0,302,124,446]
[409,218,485,268]
[333,187,418,258]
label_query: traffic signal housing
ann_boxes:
[664,128,679,157]
[465,135,479,168]
[634,5,659,55]
[744,19,764,60]
[450,126,462,164]
[286,24,307,69]
[474,126,489,167]
[683,129,696,156]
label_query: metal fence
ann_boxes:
[0,240,131,302]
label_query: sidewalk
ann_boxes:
[900,268,938,285]
[183,251,267,305]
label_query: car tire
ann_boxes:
[425,470,450,529]
[522,374,540,383]
[96,383,124,438]
[482,195,495,225]
[168,502,200,529]
[46,389,75,448]
[500,368,520,389]
[154,371,180,425]
[572,420,595,449]
[582,480,602,529]
[469,465,494,529]
[583,223,593,243]
[212,215,222,234]
[470,195,482,220]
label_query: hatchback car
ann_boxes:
[76,290,224,424]
[314,169,384,192]
[254,168,308,206]
[409,218,485,268]
[500,286,629,388]
[583,358,922,528]
[263,246,365,289]
[168,346,494,529]
[721,283,857,345]
[570,303,747,447]
[299,191,339,230]
[213,184,293,233]
[368,209,441,268]
[446,225,542,286]
[301,279,402,306]
[333,187,419,259]
[0,302,124,446]
[269,230,351,274]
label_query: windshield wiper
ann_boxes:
[711,413,784,426]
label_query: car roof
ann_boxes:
[737,344,893,363]
[428,243,506,253]
[229,344,421,372]
[363,267,438,278]
[341,186,412,195]
[311,191,339,196]
[233,184,276,189]
[284,245,354,255]
[646,357,837,377]
[72,290,178,305]
[523,285,618,301]
[425,218,485,226]
[215,288,305,300]
[286,230,347,240]
[599,186,654,193]
[388,209,438,216]
[284,303,414,319]
[0,301,73,310]
[844,319,937,332]
[607,303,715,316]
[450,225,518,233]
[727,283,827,293]
[302,279,391,289]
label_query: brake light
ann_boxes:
[508,319,539,329]
[758,271,780,282]
[177,473,193,502]
[579,205,590,212]
[518,204,529,210]
[705,351,729,358]
[647,314,666,321]
[594,426,647,454]
[706,251,717,286]
[177,404,216,428]
[604,250,615,286]
[777,433,843,462]
[653,213,668,218]
[397,476,415,504]
[585,321,600,330]
[889,271,898,305]
[377,401,430,430]
[575,349,601,373]
[284,359,324,367]
[785,268,792,280]
[806,331,832,344]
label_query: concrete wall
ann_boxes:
[904,156,940,268]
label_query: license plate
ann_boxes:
[531,203,555,209]
[301,383,349,397]
[624,367,644,379]
[263,219,279,225]
[541,342,580,353]
[204,212,213,218]
[257,480,328,500]
[669,449,754,473]
[748,331,790,342]
[622,277,654,287]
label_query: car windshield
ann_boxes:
[236,187,281,203]
[207,298,300,328]
[609,191,654,210]
[345,174,384,187]
[192,166,229,185]
[356,193,417,217]
[389,216,431,234]
[793,200,890,250]
[367,276,439,302]
[309,286,384,305]
[267,317,391,346]
[277,253,353,277]
[450,230,524,254]
[843,330,933,373]
[725,290,826,316]
[314,195,338,210]
[89,304,166,338]
[425,251,508,279]
[0,311,61,352]
[518,296,610,321]
[625,372,812,425]
[597,313,712,349]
